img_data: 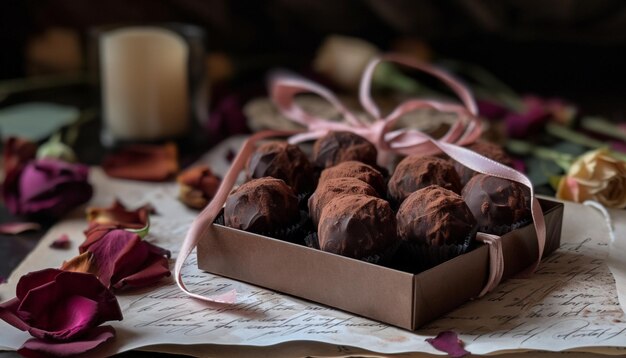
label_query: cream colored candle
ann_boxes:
[100,27,189,141]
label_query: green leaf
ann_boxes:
[0,102,79,141]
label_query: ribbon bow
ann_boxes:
[175,54,546,304]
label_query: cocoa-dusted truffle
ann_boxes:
[462,174,531,234]
[318,194,397,260]
[246,141,314,193]
[388,155,462,204]
[312,131,378,168]
[318,161,385,196]
[308,177,378,226]
[224,177,299,233]
[454,141,514,186]
[397,185,476,246]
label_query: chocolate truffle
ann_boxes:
[246,141,314,193]
[318,161,386,196]
[224,177,299,233]
[308,177,378,226]
[397,185,476,246]
[388,155,462,204]
[454,141,514,186]
[318,194,397,260]
[312,131,378,168]
[462,174,531,234]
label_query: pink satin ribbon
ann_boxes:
[175,54,546,303]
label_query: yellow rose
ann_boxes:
[557,148,626,208]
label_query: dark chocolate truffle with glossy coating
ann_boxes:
[224,177,299,233]
[318,194,397,260]
[462,174,531,233]
[318,161,386,195]
[246,141,314,193]
[308,177,378,226]
[397,185,476,246]
[454,141,514,186]
[388,155,462,204]
[312,131,378,168]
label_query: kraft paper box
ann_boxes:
[198,198,563,330]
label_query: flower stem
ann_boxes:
[506,140,574,171]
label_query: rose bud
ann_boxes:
[5,159,93,218]
[2,137,37,213]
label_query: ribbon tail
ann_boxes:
[175,130,301,304]
[476,232,504,297]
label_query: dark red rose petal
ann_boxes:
[17,325,116,358]
[50,234,71,249]
[112,253,170,290]
[426,331,469,358]
[16,271,122,341]
[102,143,179,182]
[0,297,30,331]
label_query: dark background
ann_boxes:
[1,0,625,106]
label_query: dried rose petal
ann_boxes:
[80,227,171,290]
[18,325,115,358]
[0,222,41,235]
[102,143,178,181]
[61,252,98,275]
[50,234,71,249]
[0,269,122,342]
[86,200,153,230]
[0,276,6,284]
[426,331,469,357]
[177,166,221,209]
[477,99,508,120]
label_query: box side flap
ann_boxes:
[198,225,415,330]
[412,246,489,328]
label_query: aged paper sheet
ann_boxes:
[2,137,626,357]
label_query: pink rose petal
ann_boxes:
[81,228,171,290]
[17,325,116,358]
[50,234,71,249]
[0,222,41,235]
[2,269,122,342]
[426,331,469,357]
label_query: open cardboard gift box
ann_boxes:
[197,198,563,330]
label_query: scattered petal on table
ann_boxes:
[426,331,469,357]
[0,222,41,235]
[102,143,178,181]
[17,325,116,358]
[61,252,98,275]
[50,234,71,249]
[86,200,153,230]
[177,165,221,210]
